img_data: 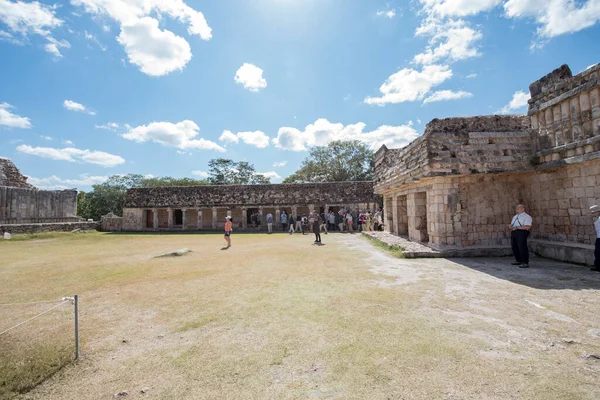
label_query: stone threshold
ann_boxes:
[362,232,513,258]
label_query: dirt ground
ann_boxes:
[1,232,600,399]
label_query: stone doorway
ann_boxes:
[145,210,154,229]
[411,192,429,243]
[174,209,183,226]
[396,195,408,235]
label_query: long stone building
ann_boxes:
[374,62,600,265]
[0,158,78,224]
[121,181,376,231]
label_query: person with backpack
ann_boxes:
[301,214,308,234]
[281,211,288,232]
[288,215,295,234]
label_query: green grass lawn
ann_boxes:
[1,232,599,399]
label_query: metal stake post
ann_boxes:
[74,295,79,360]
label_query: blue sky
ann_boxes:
[1,0,600,190]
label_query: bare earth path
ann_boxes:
[1,232,599,399]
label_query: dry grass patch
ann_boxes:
[0,232,599,399]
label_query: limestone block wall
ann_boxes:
[529,63,600,165]
[0,221,99,234]
[0,186,78,223]
[101,216,123,232]
[122,208,144,231]
[0,158,36,189]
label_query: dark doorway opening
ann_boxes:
[174,209,183,226]
[247,208,260,227]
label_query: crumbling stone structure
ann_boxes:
[121,181,376,231]
[374,62,600,265]
[0,158,79,224]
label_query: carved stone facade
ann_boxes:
[0,158,79,224]
[121,181,376,231]
[374,62,600,265]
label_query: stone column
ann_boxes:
[153,208,158,230]
[580,91,593,138]
[570,96,582,141]
[212,207,217,229]
[242,208,247,229]
[291,205,298,217]
[197,209,203,229]
[392,196,398,235]
[275,209,281,228]
[591,88,600,137]
[182,208,187,230]
[308,204,315,213]
[384,196,393,232]
[544,107,555,147]
[167,208,173,229]
[324,204,329,214]
[560,100,572,144]
[259,206,264,226]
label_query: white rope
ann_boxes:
[0,300,69,336]
[0,299,64,306]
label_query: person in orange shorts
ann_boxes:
[224,216,233,249]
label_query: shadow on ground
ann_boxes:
[449,255,600,290]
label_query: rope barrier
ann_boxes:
[0,300,70,336]
[0,299,65,306]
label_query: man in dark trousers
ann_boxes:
[590,205,600,272]
[311,210,322,244]
[509,204,532,268]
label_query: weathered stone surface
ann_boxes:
[0,158,36,189]
[0,222,99,234]
[124,181,375,208]
[154,248,192,258]
[101,212,123,232]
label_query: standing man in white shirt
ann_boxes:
[509,204,532,268]
[590,205,600,272]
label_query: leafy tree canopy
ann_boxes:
[208,158,270,185]
[283,140,374,183]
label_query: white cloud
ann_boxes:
[273,118,419,151]
[417,118,422,124]
[504,0,600,39]
[234,63,267,92]
[376,9,396,18]
[0,102,32,128]
[63,139,74,145]
[423,89,473,103]
[465,73,477,78]
[0,0,69,56]
[497,90,530,114]
[27,174,108,190]
[84,30,106,51]
[364,64,453,105]
[413,18,482,65]
[273,161,287,168]
[40,135,52,141]
[123,120,225,152]
[258,171,281,181]
[117,17,191,76]
[16,144,125,167]
[191,170,209,178]
[95,122,120,130]
[70,0,212,76]
[219,129,270,148]
[64,100,96,115]
[420,0,502,17]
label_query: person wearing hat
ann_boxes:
[590,205,600,272]
[223,216,233,249]
[509,204,532,268]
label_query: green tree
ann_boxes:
[283,140,374,183]
[207,158,270,185]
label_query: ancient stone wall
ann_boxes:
[0,221,99,234]
[0,186,78,223]
[124,181,375,208]
[529,63,600,166]
[100,213,123,232]
[374,115,531,194]
[0,158,36,189]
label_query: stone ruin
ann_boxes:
[0,157,36,189]
[374,62,600,265]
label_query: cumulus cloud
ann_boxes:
[122,120,225,152]
[413,18,482,65]
[0,0,69,57]
[27,174,108,189]
[16,144,125,167]
[497,90,530,114]
[272,118,419,151]
[423,89,473,103]
[219,129,270,148]
[70,0,212,76]
[0,102,32,128]
[191,170,209,178]
[258,171,281,181]
[234,63,267,92]
[376,9,396,18]
[273,161,287,168]
[465,73,477,78]
[420,0,502,17]
[64,100,96,115]
[364,64,453,105]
